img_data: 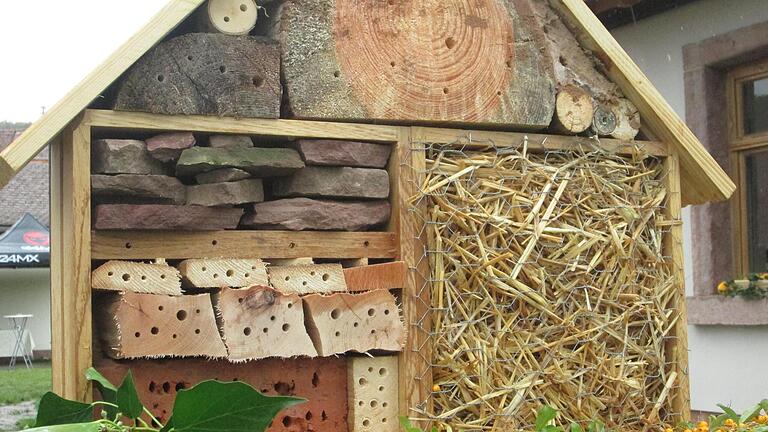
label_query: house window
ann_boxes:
[728,58,768,274]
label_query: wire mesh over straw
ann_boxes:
[411,137,681,431]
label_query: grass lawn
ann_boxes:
[0,361,51,405]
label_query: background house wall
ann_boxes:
[612,0,768,412]
[0,268,52,353]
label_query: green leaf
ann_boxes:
[22,423,103,432]
[740,403,763,423]
[536,406,558,432]
[709,413,726,430]
[398,416,425,432]
[34,393,93,426]
[760,399,768,414]
[571,422,584,432]
[166,380,304,432]
[115,370,144,419]
[542,426,564,432]
[84,368,118,418]
[587,420,605,432]
[718,404,740,421]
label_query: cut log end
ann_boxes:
[551,86,594,134]
[92,260,182,296]
[591,104,618,137]
[178,259,268,288]
[203,0,259,35]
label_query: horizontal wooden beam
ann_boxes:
[85,110,401,143]
[411,126,667,156]
[92,230,397,260]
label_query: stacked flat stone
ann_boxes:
[242,139,393,231]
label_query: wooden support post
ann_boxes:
[393,127,433,422]
[51,120,92,401]
[663,152,691,421]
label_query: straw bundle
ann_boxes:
[415,139,680,431]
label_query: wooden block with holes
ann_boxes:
[268,264,347,294]
[302,290,405,356]
[96,356,349,431]
[348,356,399,432]
[343,261,407,292]
[178,259,268,288]
[215,285,316,361]
[92,260,182,295]
[94,291,227,359]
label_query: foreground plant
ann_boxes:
[25,368,303,432]
[666,400,768,432]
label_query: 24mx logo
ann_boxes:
[0,254,40,264]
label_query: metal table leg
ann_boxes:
[6,315,33,369]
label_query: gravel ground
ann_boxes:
[0,401,36,431]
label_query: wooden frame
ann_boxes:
[726,59,768,275]
[53,108,685,422]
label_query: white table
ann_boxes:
[4,314,33,369]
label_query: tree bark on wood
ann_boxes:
[114,33,281,118]
[271,0,555,128]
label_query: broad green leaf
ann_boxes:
[760,399,768,414]
[542,426,564,432]
[22,422,102,432]
[718,404,740,421]
[536,406,558,432]
[34,393,93,427]
[571,422,584,432]
[398,416,425,432]
[709,413,726,430]
[740,403,763,423]
[115,370,144,419]
[84,367,118,418]
[166,380,304,432]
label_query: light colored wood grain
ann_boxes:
[92,260,182,295]
[348,356,400,432]
[663,152,692,421]
[216,286,317,361]
[410,125,666,156]
[0,1,205,189]
[552,0,735,205]
[303,290,406,356]
[397,128,432,421]
[344,262,407,292]
[94,291,227,359]
[92,231,397,260]
[52,122,93,402]
[85,109,400,143]
[269,264,347,294]
[178,259,268,288]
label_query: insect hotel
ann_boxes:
[0,0,736,430]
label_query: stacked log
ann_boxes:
[92,134,393,231]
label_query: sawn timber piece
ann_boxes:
[92,260,182,296]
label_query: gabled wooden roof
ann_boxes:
[0,0,735,206]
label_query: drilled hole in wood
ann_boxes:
[108,271,114,277]
[379,368,387,376]
[213,273,219,279]
[201,266,207,272]
[390,61,396,67]
[305,411,313,421]
[382,401,388,407]
[194,329,200,334]
[322,274,330,281]
[157,74,165,82]
[330,309,341,319]
[288,242,296,248]
[359,377,367,386]
[243,327,252,336]
[262,328,268,333]
[240,3,248,11]
[358,400,364,407]
[335,331,340,337]
[141,275,147,281]
[158,305,164,311]
[371,329,376,335]
[312,372,319,387]
[125,242,132,249]
[223,16,230,22]
[195,309,200,314]
[302,281,308,286]
[212,240,218,246]
[506,60,512,68]
[370,400,378,408]
[252,76,263,88]
[310,271,316,276]
[368,367,374,373]
[122,274,131,282]
[175,383,186,392]
[379,386,385,392]
[162,382,170,393]
[284,276,290,281]
[172,334,177,339]
[363,419,371,427]
[445,37,456,49]
[149,382,156,392]
[443,87,449,94]
[177,310,187,321]
[333,71,340,78]
[238,298,244,304]
[353,322,359,327]
[322,411,327,421]
[270,315,276,321]
[287,303,293,309]
[244,272,250,278]
[160,274,166,280]
[282,323,290,332]
[384,309,390,315]
[151,327,159,335]
[367,308,376,317]
[187,55,193,61]
[226,269,234,277]
[282,417,291,427]
[382,418,388,423]
[134,332,141,338]
[363,240,370,247]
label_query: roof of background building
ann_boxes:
[0,130,48,229]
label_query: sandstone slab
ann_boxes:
[195,168,251,184]
[209,135,254,148]
[146,132,196,162]
[91,174,186,204]
[296,139,392,168]
[92,139,168,175]
[186,179,264,207]
[271,167,389,199]
[176,147,304,178]
[242,198,390,231]
[94,204,244,230]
